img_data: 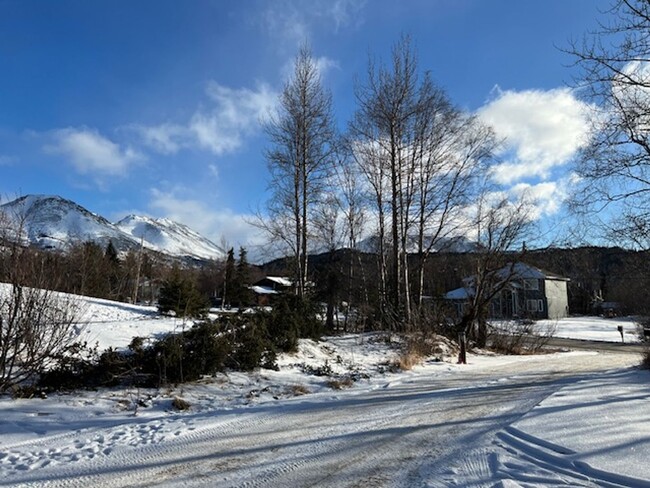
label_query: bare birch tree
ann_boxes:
[569,0,650,245]
[263,45,335,297]
[349,36,422,327]
[410,84,496,312]
[349,36,496,328]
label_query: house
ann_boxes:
[253,276,293,292]
[444,263,570,320]
[250,276,293,306]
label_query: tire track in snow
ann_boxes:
[491,427,650,487]
[0,407,278,487]
[3,353,641,487]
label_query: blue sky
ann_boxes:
[0,0,609,250]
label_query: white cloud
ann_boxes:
[258,0,366,46]
[148,188,265,258]
[135,123,187,155]
[328,0,367,30]
[478,87,593,185]
[509,180,568,220]
[137,82,277,156]
[0,155,16,166]
[261,6,309,47]
[46,127,141,176]
[191,81,277,154]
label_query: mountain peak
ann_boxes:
[0,194,225,261]
[115,214,226,261]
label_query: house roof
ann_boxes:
[263,276,293,287]
[444,287,473,300]
[447,262,569,299]
[510,263,569,281]
[488,262,569,282]
[250,285,278,295]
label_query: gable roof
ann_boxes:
[448,262,569,300]
[263,276,293,287]
[444,286,473,300]
[507,263,569,281]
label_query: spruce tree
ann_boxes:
[223,248,236,308]
[236,246,253,307]
[158,266,208,318]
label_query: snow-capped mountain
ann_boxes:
[0,195,226,261]
[116,215,226,261]
[0,195,135,251]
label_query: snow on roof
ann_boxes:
[250,286,278,295]
[264,276,293,287]
[444,287,473,300]
[507,262,569,281]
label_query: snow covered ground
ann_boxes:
[541,315,643,344]
[0,294,648,487]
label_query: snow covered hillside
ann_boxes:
[0,195,225,261]
[0,292,647,487]
[116,215,226,262]
[0,195,134,251]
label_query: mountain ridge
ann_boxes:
[0,194,226,262]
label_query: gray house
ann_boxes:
[445,263,570,320]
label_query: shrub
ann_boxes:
[38,342,100,390]
[264,294,322,353]
[0,284,82,392]
[39,321,231,389]
[489,320,556,355]
[226,318,277,371]
[158,269,209,318]
[151,321,231,384]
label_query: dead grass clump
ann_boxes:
[327,377,354,390]
[397,351,422,370]
[407,332,457,359]
[397,332,457,369]
[290,384,310,396]
[172,396,191,411]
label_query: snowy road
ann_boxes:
[2,352,642,488]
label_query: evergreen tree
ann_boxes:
[236,246,253,307]
[158,266,208,318]
[104,241,121,299]
[104,241,119,264]
[223,248,236,308]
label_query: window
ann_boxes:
[523,279,539,290]
[526,299,545,313]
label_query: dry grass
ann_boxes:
[397,351,422,370]
[289,384,310,396]
[327,377,354,390]
[396,331,458,370]
[172,396,191,411]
